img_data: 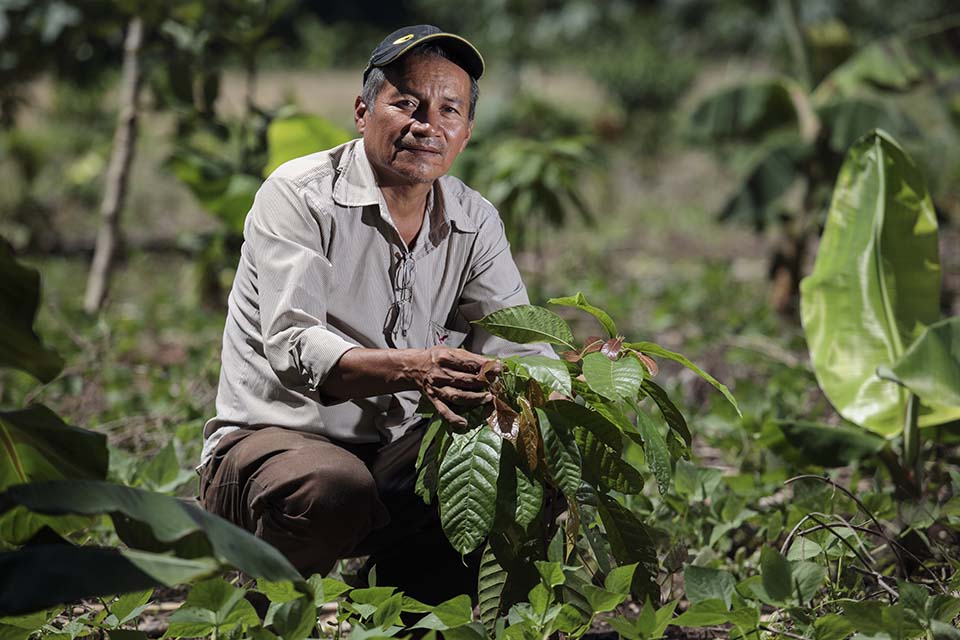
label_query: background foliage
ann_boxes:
[1,0,960,638]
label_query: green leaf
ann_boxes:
[760,546,793,604]
[776,420,886,467]
[547,293,617,338]
[718,139,810,232]
[640,379,691,447]
[0,545,217,615]
[597,495,659,602]
[581,352,643,401]
[625,342,740,415]
[372,593,404,629]
[881,317,960,409]
[265,114,352,177]
[537,408,581,499]
[108,589,153,625]
[580,585,625,614]
[931,620,960,640]
[0,480,301,583]
[0,405,108,493]
[817,98,916,155]
[815,18,960,99]
[813,614,856,640]
[515,356,571,397]
[513,466,543,529]
[672,599,732,627]
[800,130,960,435]
[576,428,644,495]
[545,400,622,451]
[792,561,826,604]
[683,566,736,610]
[165,578,260,639]
[314,576,351,605]
[437,428,502,554]
[634,408,672,495]
[257,579,301,604]
[686,79,799,143]
[473,306,576,350]
[132,441,192,494]
[478,544,507,636]
[534,561,566,588]
[528,583,552,617]
[0,239,63,383]
[412,594,473,630]
[604,563,638,595]
[268,596,317,640]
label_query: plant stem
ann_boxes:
[776,0,812,89]
[902,393,921,489]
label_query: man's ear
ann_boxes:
[354,96,368,134]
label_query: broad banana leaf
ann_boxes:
[0,405,107,492]
[0,240,63,383]
[816,99,917,155]
[264,114,353,177]
[0,546,218,614]
[879,317,960,410]
[800,130,960,436]
[0,480,302,583]
[717,137,811,231]
[686,79,800,143]
[814,16,960,100]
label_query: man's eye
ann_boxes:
[396,99,416,109]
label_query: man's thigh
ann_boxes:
[200,426,389,575]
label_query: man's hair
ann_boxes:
[362,43,479,121]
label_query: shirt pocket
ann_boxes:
[429,320,469,349]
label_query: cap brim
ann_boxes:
[370,32,484,80]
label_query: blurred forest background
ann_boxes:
[3,0,960,630]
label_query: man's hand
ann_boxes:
[402,346,500,427]
[321,346,501,427]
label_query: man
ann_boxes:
[198,25,552,604]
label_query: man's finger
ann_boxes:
[429,396,467,427]
[436,369,488,390]
[434,386,492,407]
[434,347,488,372]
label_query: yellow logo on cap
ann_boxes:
[392,34,415,44]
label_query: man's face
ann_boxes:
[355,54,473,187]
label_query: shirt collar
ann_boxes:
[333,139,478,236]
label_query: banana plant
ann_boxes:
[800,130,960,493]
[0,239,304,615]
[414,293,739,629]
[686,15,960,314]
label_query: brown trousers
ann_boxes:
[199,424,480,604]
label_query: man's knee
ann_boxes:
[254,444,390,547]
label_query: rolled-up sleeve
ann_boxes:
[459,207,557,360]
[246,177,357,392]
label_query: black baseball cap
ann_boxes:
[363,25,485,84]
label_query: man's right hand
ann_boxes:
[321,346,501,427]
[401,346,500,427]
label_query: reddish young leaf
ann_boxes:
[487,396,519,443]
[633,352,659,377]
[561,350,582,363]
[583,337,605,355]
[516,397,542,472]
[601,337,624,361]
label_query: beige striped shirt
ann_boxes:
[200,138,552,466]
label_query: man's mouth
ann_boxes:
[398,144,442,155]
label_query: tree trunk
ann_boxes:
[83,16,144,314]
[769,228,807,317]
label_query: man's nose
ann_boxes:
[409,105,440,135]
